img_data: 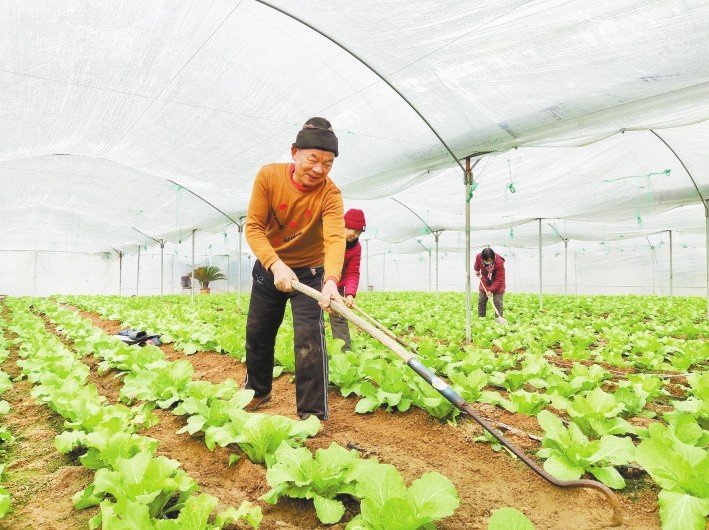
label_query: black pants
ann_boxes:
[244,260,329,419]
[478,289,504,318]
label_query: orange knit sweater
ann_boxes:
[245,163,345,281]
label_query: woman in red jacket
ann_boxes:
[329,208,366,351]
[474,247,506,319]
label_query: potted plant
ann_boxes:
[192,265,226,294]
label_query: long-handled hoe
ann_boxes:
[292,280,623,527]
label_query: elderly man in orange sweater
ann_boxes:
[243,117,345,421]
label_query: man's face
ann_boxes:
[291,147,334,188]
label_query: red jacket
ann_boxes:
[338,240,362,297]
[474,253,506,294]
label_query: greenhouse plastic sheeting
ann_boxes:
[1,0,708,295]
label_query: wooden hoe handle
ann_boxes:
[291,280,623,526]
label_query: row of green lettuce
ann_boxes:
[58,292,706,370]
[3,298,263,529]
[55,291,708,530]
[0,313,13,518]
[3,296,461,529]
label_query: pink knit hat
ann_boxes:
[344,208,366,232]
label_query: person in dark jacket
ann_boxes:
[329,208,366,351]
[474,247,506,318]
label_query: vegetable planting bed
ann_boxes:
[1,292,706,529]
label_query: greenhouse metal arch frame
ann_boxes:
[0,0,708,310]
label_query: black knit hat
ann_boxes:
[293,117,339,157]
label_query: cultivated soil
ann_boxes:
[0,305,666,530]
